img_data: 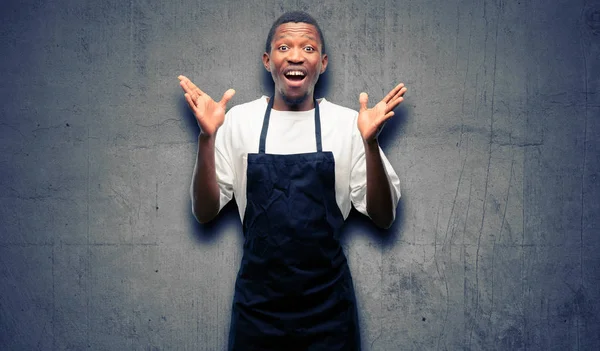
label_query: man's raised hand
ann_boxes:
[178,75,235,137]
[357,83,407,144]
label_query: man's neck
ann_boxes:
[271,94,315,111]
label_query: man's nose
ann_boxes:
[286,48,304,63]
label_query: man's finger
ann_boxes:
[219,89,236,107]
[184,93,198,112]
[359,92,369,112]
[180,80,197,100]
[391,86,407,101]
[386,87,407,112]
[391,86,407,102]
[192,83,205,97]
[386,96,405,112]
[180,77,206,97]
[382,83,405,103]
[187,80,205,97]
[179,80,192,94]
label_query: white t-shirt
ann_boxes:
[209,96,401,222]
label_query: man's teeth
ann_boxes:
[286,71,305,76]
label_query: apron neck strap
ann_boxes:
[258,97,322,153]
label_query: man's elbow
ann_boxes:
[367,207,395,229]
[192,202,219,224]
[374,217,394,230]
[192,212,213,224]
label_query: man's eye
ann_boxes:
[304,46,315,52]
[278,45,289,51]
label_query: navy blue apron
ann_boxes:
[228,97,361,350]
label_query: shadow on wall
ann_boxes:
[188,200,242,245]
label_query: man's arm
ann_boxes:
[363,139,395,228]
[191,134,221,223]
[178,75,235,223]
[357,83,407,229]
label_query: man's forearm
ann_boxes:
[191,134,221,223]
[364,140,394,229]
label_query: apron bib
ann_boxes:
[228,97,361,351]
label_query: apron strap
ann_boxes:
[258,96,274,153]
[314,98,322,152]
[258,97,323,153]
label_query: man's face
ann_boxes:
[262,22,328,108]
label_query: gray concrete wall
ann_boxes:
[1,0,599,349]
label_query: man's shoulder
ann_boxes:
[227,96,267,115]
[320,98,358,118]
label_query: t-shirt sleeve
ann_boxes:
[349,118,401,220]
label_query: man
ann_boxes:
[178,11,405,351]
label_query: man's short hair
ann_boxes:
[265,11,326,55]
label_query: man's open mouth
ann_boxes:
[284,70,306,82]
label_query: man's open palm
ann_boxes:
[357,83,407,143]
[179,75,235,137]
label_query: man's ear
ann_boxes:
[262,52,271,72]
[320,53,328,74]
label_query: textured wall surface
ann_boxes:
[1,0,599,350]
